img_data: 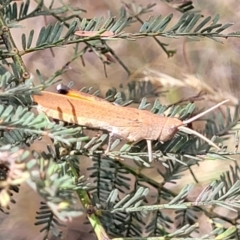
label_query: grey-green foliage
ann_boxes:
[138,12,236,42]
[19,11,239,53]
[1,1,239,77]
[20,15,133,51]
[2,0,84,24]
[97,177,240,239]
[35,202,65,239]
[0,1,240,240]
[0,102,83,144]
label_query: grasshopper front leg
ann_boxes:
[106,133,153,163]
[105,132,119,154]
[146,139,153,162]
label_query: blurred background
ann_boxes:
[1,0,240,239]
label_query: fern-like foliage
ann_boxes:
[2,0,85,26]
[0,1,239,79]
[0,103,83,145]
[0,1,240,240]
[27,155,84,221]
[35,202,65,240]
[17,11,240,57]
[99,176,240,238]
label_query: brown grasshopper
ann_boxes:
[33,84,229,162]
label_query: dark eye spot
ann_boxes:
[56,83,69,94]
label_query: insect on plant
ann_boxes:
[33,84,229,162]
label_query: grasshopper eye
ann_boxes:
[168,125,178,136]
[159,124,179,142]
[56,83,69,94]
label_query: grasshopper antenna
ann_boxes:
[178,126,220,150]
[182,99,229,125]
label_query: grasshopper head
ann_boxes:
[158,118,182,142]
